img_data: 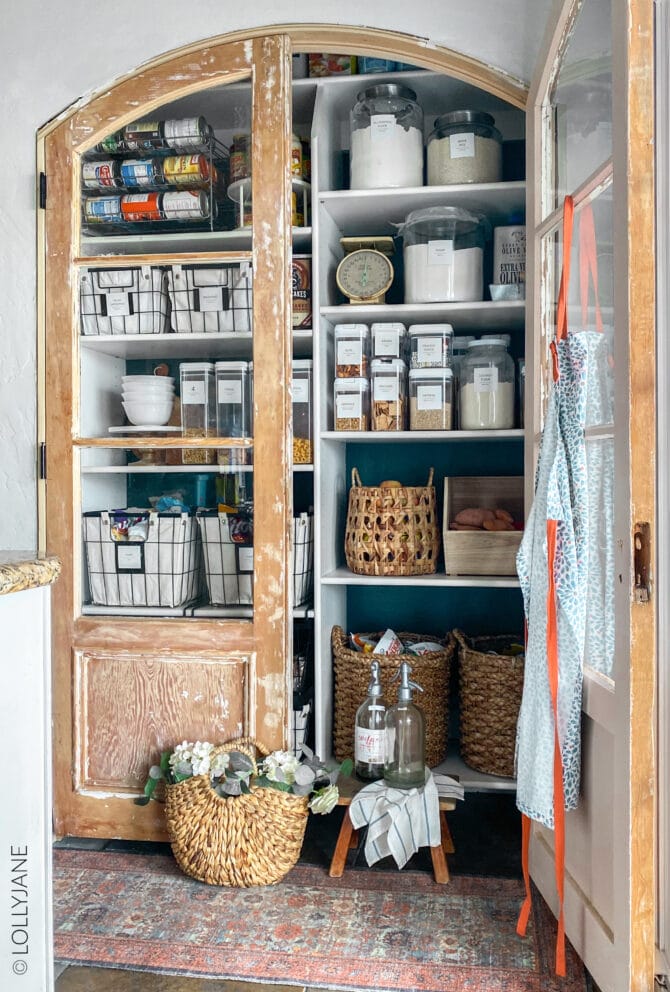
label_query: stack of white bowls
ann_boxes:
[121,375,175,426]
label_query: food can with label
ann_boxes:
[230,134,251,182]
[163,117,208,150]
[120,193,163,222]
[161,190,209,219]
[120,159,161,188]
[123,121,165,151]
[291,134,303,176]
[291,192,304,228]
[96,132,124,154]
[84,195,123,223]
[291,255,312,329]
[162,154,212,186]
[301,138,311,182]
[82,160,120,189]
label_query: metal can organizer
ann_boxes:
[291,256,312,329]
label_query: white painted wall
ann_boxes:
[0,0,551,549]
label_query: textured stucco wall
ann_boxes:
[0,0,551,549]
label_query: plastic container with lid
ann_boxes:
[408,324,453,368]
[402,206,488,303]
[215,361,251,466]
[350,84,424,190]
[334,376,370,432]
[371,322,406,360]
[409,367,453,430]
[371,358,407,431]
[334,323,370,377]
[459,338,515,430]
[180,361,216,464]
[292,359,313,463]
[426,111,502,186]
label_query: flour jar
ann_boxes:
[350,84,424,190]
[402,206,487,303]
[459,339,515,430]
[426,111,502,186]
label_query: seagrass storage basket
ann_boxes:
[344,468,440,576]
[331,626,454,768]
[454,629,525,778]
[164,737,309,887]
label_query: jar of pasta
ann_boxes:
[371,358,407,431]
[292,359,313,463]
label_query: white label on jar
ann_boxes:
[182,380,206,404]
[474,366,499,392]
[374,378,400,401]
[106,290,131,316]
[449,131,475,158]
[417,385,442,410]
[238,546,254,573]
[355,726,385,763]
[336,394,362,418]
[370,114,396,140]
[416,338,442,364]
[337,340,363,366]
[427,240,454,266]
[374,330,399,356]
[218,379,242,404]
[292,378,309,404]
[198,286,223,312]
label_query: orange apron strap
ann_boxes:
[555,194,574,348]
[516,813,533,936]
[578,204,604,334]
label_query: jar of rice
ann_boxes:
[427,110,502,186]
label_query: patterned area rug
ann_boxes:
[53,849,587,992]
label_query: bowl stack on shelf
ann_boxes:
[121,374,175,427]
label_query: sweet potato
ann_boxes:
[453,507,495,527]
[494,508,514,524]
[450,522,482,531]
[483,518,515,531]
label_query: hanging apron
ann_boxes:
[514,195,610,975]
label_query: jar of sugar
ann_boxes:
[426,110,502,186]
[459,338,515,430]
[350,84,424,190]
[402,206,488,303]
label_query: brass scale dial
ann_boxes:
[335,236,395,305]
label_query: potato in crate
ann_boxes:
[442,476,523,575]
[79,265,169,335]
[168,261,253,333]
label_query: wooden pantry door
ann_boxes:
[39,34,294,839]
[525,1,655,989]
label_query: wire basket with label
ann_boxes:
[79,265,170,336]
[168,262,253,333]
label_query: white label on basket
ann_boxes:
[474,367,499,392]
[450,131,475,158]
[374,330,399,356]
[292,378,309,404]
[106,290,131,316]
[218,379,242,404]
[416,338,442,364]
[417,385,442,410]
[427,240,454,266]
[238,546,254,572]
[355,726,385,764]
[116,545,143,570]
[182,380,206,404]
[337,340,363,366]
[198,285,223,311]
[336,394,362,418]
[374,377,399,402]
[370,114,396,140]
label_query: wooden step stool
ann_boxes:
[328,774,457,883]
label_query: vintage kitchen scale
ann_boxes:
[335,236,395,305]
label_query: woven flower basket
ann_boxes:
[164,737,309,887]
[331,626,454,768]
[454,630,525,778]
[344,467,440,576]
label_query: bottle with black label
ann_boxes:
[354,660,386,780]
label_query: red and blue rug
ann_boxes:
[53,849,587,991]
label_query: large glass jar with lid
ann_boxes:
[426,111,502,186]
[402,206,487,303]
[459,338,515,430]
[350,84,423,190]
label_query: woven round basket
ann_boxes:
[164,737,309,887]
[344,467,440,576]
[454,630,525,778]
[331,626,454,768]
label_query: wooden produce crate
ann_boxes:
[442,476,524,576]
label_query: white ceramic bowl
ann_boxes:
[123,397,174,426]
[122,384,175,398]
[122,375,174,386]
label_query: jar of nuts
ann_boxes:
[292,359,313,463]
[371,358,407,432]
[334,376,370,431]
[180,362,216,464]
[334,323,369,378]
[408,323,454,368]
[409,367,453,430]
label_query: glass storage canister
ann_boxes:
[334,376,370,432]
[371,358,407,431]
[409,367,453,431]
[408,323,454,368]
[426,110,502,186]
[402,206,487,303]
[180,361,216,464]
[335,323,370,378]
[459,338,515,430]
[371,322,406,360]
[292,359,313,463]
[215,361,251,466]
[350,84,424,190]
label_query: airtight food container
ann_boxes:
[402,206,488,303]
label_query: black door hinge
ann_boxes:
[39,172,47,209]
[39,442,47,481]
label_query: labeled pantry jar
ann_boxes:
[408,323,454,368]
[427,110,502,186]
[459,338,515,430]
[371,322,406,360]
[180,362,216,464]
[371,358,407,431]
[292,359,313,463]
[402,206,487,303]
[334,376,370,431]
[215,361,251,466]
[409,367,453,430]
[350,84,424,190]
[335,323,370,378]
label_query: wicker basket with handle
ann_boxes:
[454,630,525,778]
[164,736,309,887]
[331,626,454,768]
[344,467,440,576]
